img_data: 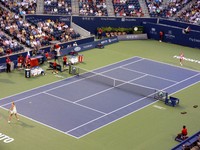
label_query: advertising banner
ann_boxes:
[117,34,148,40]
[143,22,200,49]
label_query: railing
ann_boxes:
[172,130,200,150]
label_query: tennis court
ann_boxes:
[1,56,199,139]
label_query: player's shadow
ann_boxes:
[13,120,35,128]
[1,114,34,128]
[0,79,15,84]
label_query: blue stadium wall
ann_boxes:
[24,15,200,49]
[72,16,200,49]
[143,21,200,49]
[1,16,200,65]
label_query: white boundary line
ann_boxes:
[1,56,200,139]
[66,73,200,138]
[74,74,148,103]
[139,56,200,73]
[121,67,177,83]
[0,58,145,107]
[67,95,156,134]
[44,92,106,115]
[0,57,143,100]
[0,57,145,138]
[0,106,79,139]
[75,76,200,138]
[162,73,200,91]
[59,57,200,138]
[77,101,159,138]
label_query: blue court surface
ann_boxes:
[1,57,200,138]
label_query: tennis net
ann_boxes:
[76,67,167,99]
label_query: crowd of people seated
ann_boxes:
[0,0,198,58]
[0,7,50,51]
[0,31,24,56]
[44,0,72,15]
[0,5,80,56]
[113,0,144,17]
[26,17,80,42]
[0,9,24,57]
[175,0,200,25]
[146,0,190,18]
[79,0,108,16]
[0,0,37,15]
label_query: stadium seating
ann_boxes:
[44,0,72,15]
[146,0,191,18]
[79,0,108,16]
[172,131,200,150]
[0,0,37,15]
[113,0,143,17]
[0,0,199,58]
[175,0,200,24]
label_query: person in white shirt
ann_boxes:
[8,102,19,123]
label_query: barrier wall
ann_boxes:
[159,19,200,31]
[117,34,148,40]
[143,22,200,49]
[0,36,117,71]
[25,14,71,26]
[172,130,200,150]
[60,36,119,56]
[24,15,200,49]
[0,37,94,64]
[1,16,200,70]
[72,16,157,35]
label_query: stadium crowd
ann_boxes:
[0,0,199,57]
[44,0,72,15]
[175,0,200,24]
[0,0,37,15]
[113,0,143,17]
[0,6,80,57]
[79,0,108,16]
[146,0,190,18]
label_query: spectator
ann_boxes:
[97,28,103,39]
[6,56,11,73]
[180,125,188,140]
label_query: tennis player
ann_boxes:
[180,51,184,66]
[8,102,19,123]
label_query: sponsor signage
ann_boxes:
[117,34,148,40]
[173,55,200,64]
[165,30,175,40]
[60,37,119,56]
[0,132,14,144]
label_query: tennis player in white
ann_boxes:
[8,102,19,123]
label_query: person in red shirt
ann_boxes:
[45,51,51,62]
[175,125,188,141]
[62,55,67,68]
[159,31,164,42]
[182,125,188,137]
[97,28,103,39]
[6,48,12,55]
[17,55,23,70]
[6,56,11,73]
[52,60,58,74]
